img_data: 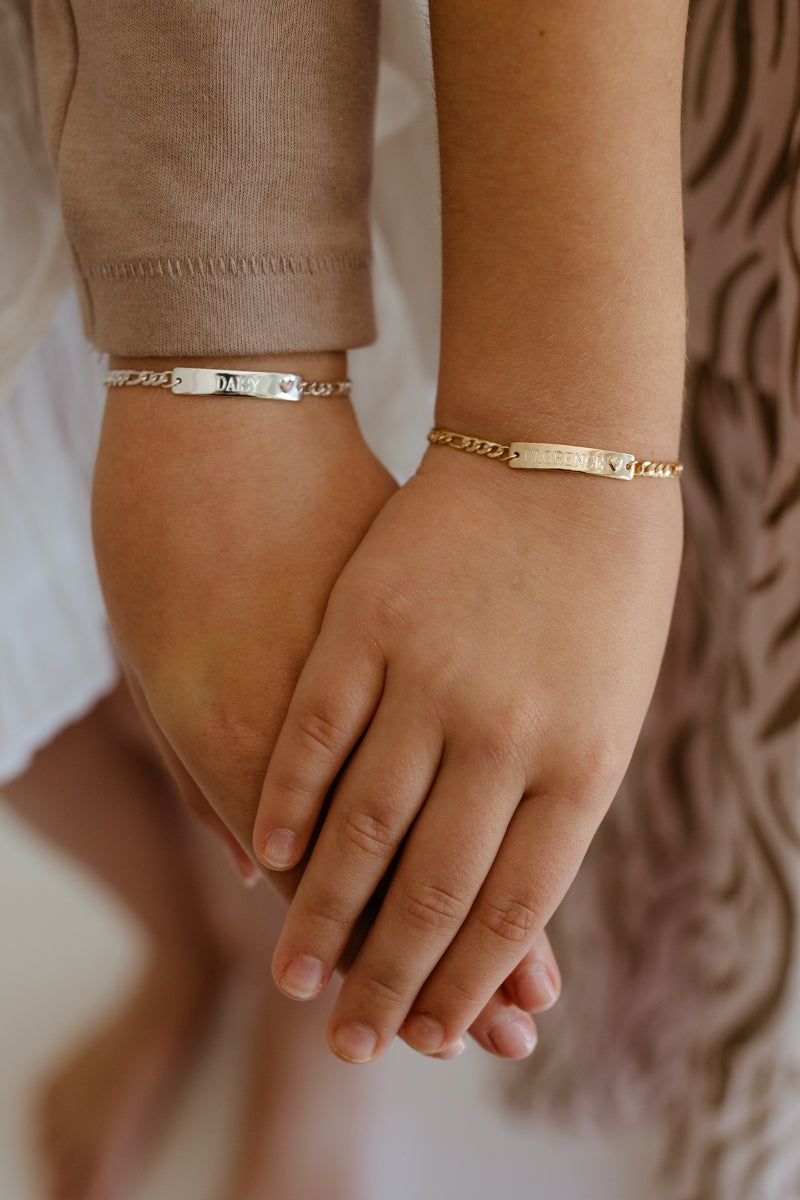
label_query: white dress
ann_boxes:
[0,0,114,781]
[0,294,115,781]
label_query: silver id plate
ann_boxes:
[171,368,302,401]
[508,443,635,480]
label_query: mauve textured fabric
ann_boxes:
[30,0,379,355]
[513,7,800,1200]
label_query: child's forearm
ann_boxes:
[429,0,689,454]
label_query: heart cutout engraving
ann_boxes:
[279,377,295,393]
[609,455,623,472]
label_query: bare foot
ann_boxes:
[37,948,227,1200]
[223,978,370,1200]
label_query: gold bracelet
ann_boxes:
[427,428,683,480]
[104,367,351,402]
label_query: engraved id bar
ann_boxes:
[171,368,303,400]
[508,442,636,480]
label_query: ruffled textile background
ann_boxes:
[513,5,800,1198]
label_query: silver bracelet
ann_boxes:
[103,367,352,402]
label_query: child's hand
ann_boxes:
[91,358,558,1059]
[254,443,683,1062]
[92,354,394,877]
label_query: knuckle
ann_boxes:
[538,772,616,831]
[397,879,465,936]
[436,973,484,1012]
[468,699,539,778]
[338,807,399,860]
[575,731,627,794]
[299,893,351,938]
[293,707,346,761]
[546,726,627,802]
[478,894,541,947]
[473,725,527,777]
[356,967,409,1010]
[265,767,317,806]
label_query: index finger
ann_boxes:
[254,625,384,871]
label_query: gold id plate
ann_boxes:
[508,442,636,480]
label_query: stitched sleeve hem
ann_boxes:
[77,251,376,356]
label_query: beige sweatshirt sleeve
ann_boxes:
[31,0,379,356]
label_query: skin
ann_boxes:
[253,0,690,1062]
[92,351,560,1061]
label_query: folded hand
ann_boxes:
[255,443,683,1061]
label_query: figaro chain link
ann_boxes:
[104,369,174,388]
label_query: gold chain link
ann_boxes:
[426,428,518,461]
[631,459,684,478]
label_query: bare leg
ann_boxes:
[192,851,370,1200]
[224,979,370,1200]
[3,682,229,1200]
[4,683,229,959]
[5,681,372,1200]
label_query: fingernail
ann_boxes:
[331,1023,379,1063]
[239,859,262,888]
[261,828,298,869]
[226,846,260,886]
[437,1037,467,1061]
[402,1013,447,1054]
[487,1017,537,1059]
[279,956,326,999]
[517,966,559,1012]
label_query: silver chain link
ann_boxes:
[296,379,352,397]
[103,369,174,389]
